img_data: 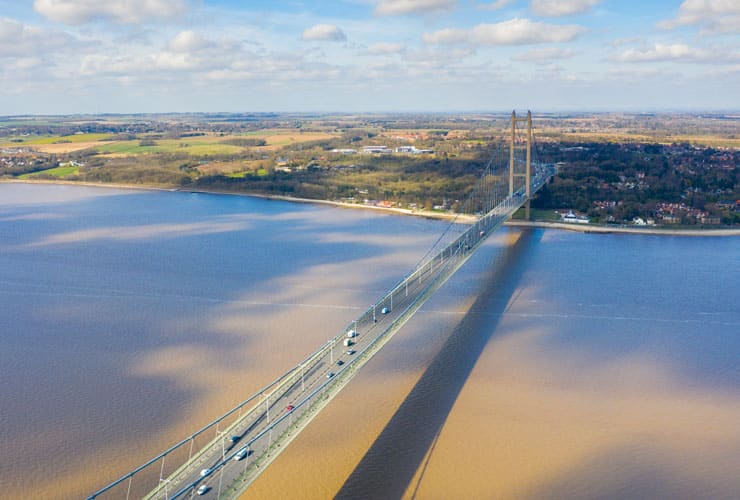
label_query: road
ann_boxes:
[153,235,456,499]
[140,169,554,500]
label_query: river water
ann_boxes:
[1,183,738,499]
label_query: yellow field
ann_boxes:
[35,142,106,153]
[244,129,338,148]
[543,129,740,148]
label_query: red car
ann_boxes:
[286,405,295,412]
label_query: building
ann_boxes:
[362,146,391,154]
[394,145,434,154]
[561,211,590,224]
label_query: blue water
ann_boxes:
[1,183,738,499]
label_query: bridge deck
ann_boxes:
[88,162,556,500]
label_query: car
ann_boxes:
[229,435,240,443]
[197,484,210,496]
[234,446,248,461]
[381,307,390,314]
[200,468,212,477]
[346,349,356,355]
[336,359,344,366]
[326,371,335,378]
[285,404,295,412]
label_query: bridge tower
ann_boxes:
[508,110,532,218]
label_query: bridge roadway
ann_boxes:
[160,237,455,499]
[89,163,556,500]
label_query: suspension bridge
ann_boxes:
[87,111,556,500]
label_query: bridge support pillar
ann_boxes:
[509,110,533,218]
[509,111,515,196]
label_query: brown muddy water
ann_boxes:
[1,184,738,499]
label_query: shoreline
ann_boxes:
[506,220,740,236]
[0,178,476,224]
[3,178,737,236]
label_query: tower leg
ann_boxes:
[526,110,531,201]
[509,111,515,196]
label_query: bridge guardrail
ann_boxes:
[88,160,557,500]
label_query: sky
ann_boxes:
[0,0,738,114]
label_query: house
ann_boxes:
[561,211,590,224]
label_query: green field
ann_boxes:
[511,207,561,221]
[224,168,271,178]
[226,171,249,178]
[92,139,247,156]
[1,129,338,153]
[19,165,80,179]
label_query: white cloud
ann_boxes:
[477,0,516,10]
[512,47,575,62]
[531,0,600,17]
[375,0,457,16]
[615,44,699,62]
[367,42,406,54]
[301,24,347,42]
[33,0,186,25]
[0,17,23,40]
[0,17,77,58]
[168,31,214,53]
[612,43,738,63]
[423,18,585,45]
[12,57,43,70]
[422,28,468,44]
[658,0,740,34]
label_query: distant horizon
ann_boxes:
[3,108,740,119]
[1,0,738,115]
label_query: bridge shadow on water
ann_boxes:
[335,228,542,500]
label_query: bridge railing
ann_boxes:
[88,160,556,500]
[166,171,541,499]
